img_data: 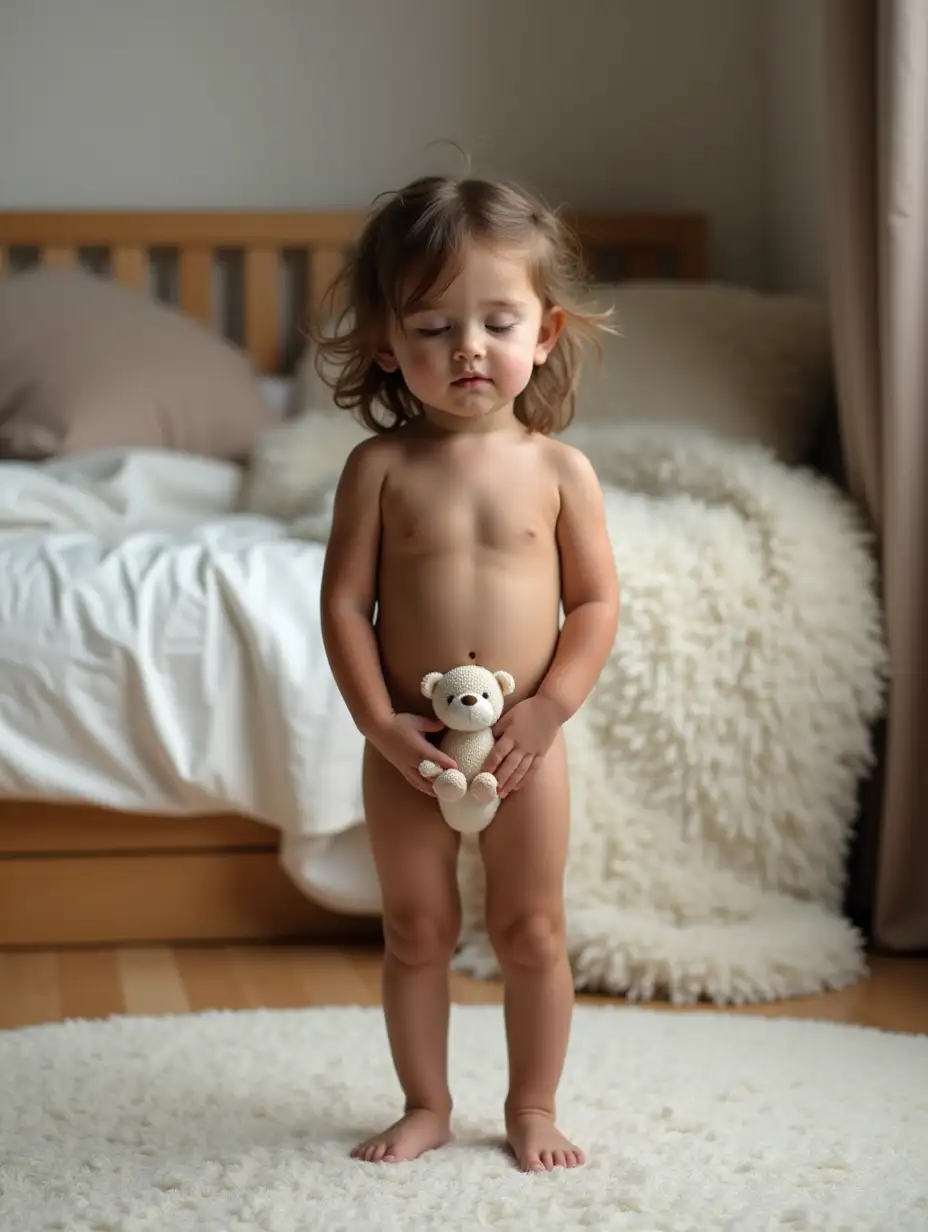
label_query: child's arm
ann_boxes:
[537,445,620,721]
[484,446,618,795]
[320,441,395,736]
[320,440,456,793]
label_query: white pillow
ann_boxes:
[578,282,832,463]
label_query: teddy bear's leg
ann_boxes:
[469,772,498,804]
[433,769,468,802]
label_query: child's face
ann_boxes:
[376,242,563,423]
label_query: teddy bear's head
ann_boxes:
[421,664,515,732]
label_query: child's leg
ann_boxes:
[479,729,583,1173]
[351,739,461,1164]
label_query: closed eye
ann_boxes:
[416,326,449,337]
[487,324,515,334]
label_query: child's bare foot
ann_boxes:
[506,1111,585,1173]
[350,1108,453,1164]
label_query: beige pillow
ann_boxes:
[0,267,276,461]
[576,282,833,464]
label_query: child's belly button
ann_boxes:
[378,611,559,710]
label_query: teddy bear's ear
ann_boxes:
[421,672,444,699]
[494,671,515,696]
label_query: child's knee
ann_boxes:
[489,911,565,971]
[384,910,460,968]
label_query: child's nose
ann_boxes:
[454,329,485,359]
[461,695,478,706]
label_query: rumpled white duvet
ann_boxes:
[0,448,372,912]
[0,424,889,1002]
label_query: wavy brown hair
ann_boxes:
[309,176,612,435]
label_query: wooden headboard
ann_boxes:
[0,209,707,376]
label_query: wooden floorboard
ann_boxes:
[0,945,925,1034]
[57,949,124,1022]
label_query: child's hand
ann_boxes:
[369,713,456,795]
[484,696,564,797]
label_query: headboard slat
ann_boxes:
[42,247,78,269]
[112,246,147,292]
[243,248,279,374]
[178,249,213,327]
[625,249,662,278]
[310,247,347,318]
[678,222,707,279]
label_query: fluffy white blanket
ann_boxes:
[264,415,888,1002]
[450,423,888,1003]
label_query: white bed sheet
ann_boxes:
[0,447,380,916]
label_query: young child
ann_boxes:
[317,175,620,1173]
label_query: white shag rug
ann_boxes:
[2,1005,926,1231]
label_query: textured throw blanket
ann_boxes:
[449,423,889,1003]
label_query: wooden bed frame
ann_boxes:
[0,207,707,949]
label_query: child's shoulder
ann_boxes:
[338,430,403,488]
[536,434,600,489]
[339,421,433,492]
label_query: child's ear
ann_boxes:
[534,307,566,367]
[375,346,399,373]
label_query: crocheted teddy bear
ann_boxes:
[418,663,516,834]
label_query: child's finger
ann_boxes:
[483,735,513,776]
[501,755,533,797]
[494,749,525,792]
[417,737,456,769]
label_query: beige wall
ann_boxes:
[0,0,825,293]
[765,0,827,295]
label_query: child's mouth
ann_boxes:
[453,375,489,388]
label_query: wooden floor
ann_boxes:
[0,944,926,1033]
